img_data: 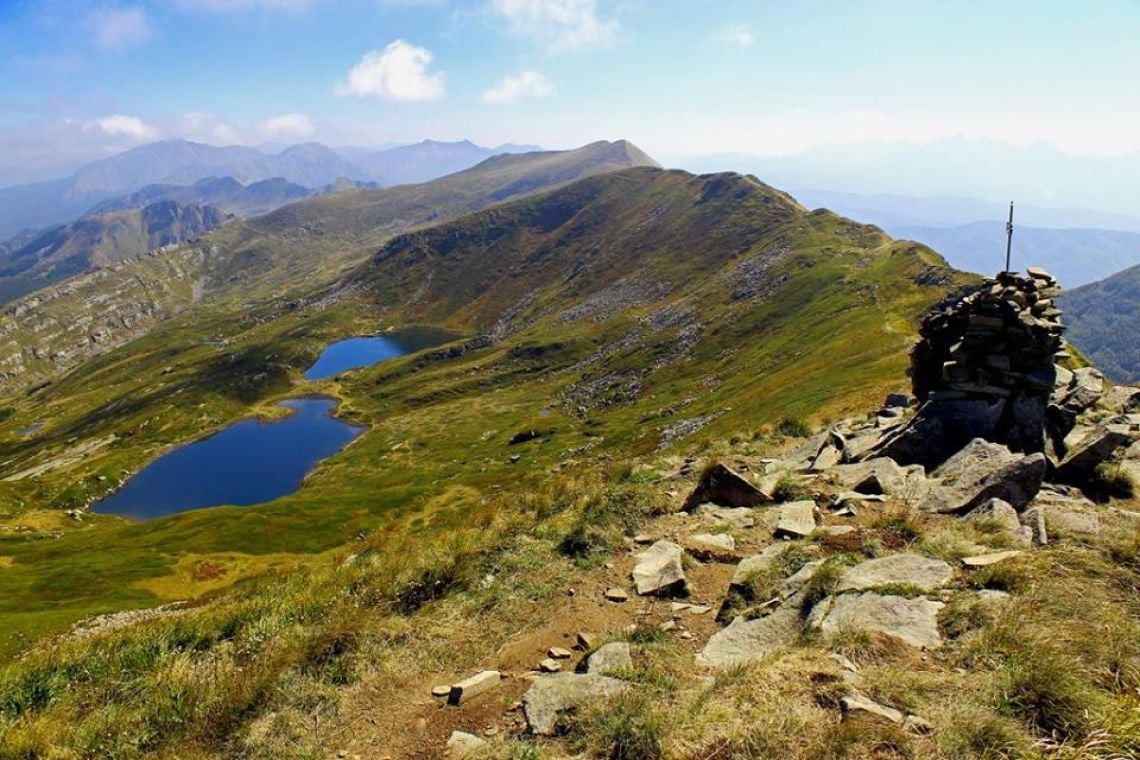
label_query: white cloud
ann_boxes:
[88,6,152,51]
[174,0,315,11]
[489,0,618,53]
[88,114,161,141]
[259,112,316,140]
[718,23,753,49]
[176,112,242,144]
[482,71,555,103]
[334,40,445,101]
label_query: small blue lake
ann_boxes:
[92,398,364,520]
[303,327,458,380]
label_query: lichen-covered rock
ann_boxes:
[522,673,630,735]
[836,554,954,594]
[810,592,945,649]
[696,605,802,668]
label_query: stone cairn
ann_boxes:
[875,268,1064,468]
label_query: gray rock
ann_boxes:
[689,533,735,551]
[811,592,945,649]
[632,540,686,595]
[1019,506,1048,545]
[586,642,634,676]
[683,463,768,510]
[773,500,816,538]
[1055,424,1135,485]
[730,544,791,587]
[836,554,954,593]
[1102,385,1140,414]
[919,439,1045,513]
[448,670,501,706]
[693,504,755,529]
[447,731,488,757]
[522,673,631,735]
[696,605,802,668]
[841,693,904,724]
[830,457,918,496]
[870,397,1007,469]
[962,497,1022,538]
[961,550,1022,567]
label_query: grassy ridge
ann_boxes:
[0,166,973,743]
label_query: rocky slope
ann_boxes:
[0,200,225,304]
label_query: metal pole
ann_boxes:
[1005,201,1014,273]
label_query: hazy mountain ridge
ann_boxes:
[0,140,656,393]
[893,221,1140,288]
[88,175,314,219]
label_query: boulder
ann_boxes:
[522,673,630,735]
[1102,385,1140,414]
[962,497,1022,539]
[586,642,634,676]
[447,731,488,757]
[830,458,920,496]
[696,605,802,669]
[810,592,945,649]
[869,396,1007,469]
[773,501,816,538]
[1019,506,1049,546]
[684,533,736,561]
[683,464,768,510]
[1054,424,1134,485]
[632,541,686,595]
[835,554,954,594]
[919,439,1045,513]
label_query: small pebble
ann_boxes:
[539,658,562,673]
[548,646,572,659]
[431,684,451,698]
[604,588,629,602]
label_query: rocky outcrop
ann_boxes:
[835,554,954,594]
[810,592,945,650]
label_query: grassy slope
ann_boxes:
[0,167,966,660]
[1062,262,1140,382]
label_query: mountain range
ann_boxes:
[0,139,546,241]
[0,139,658,392]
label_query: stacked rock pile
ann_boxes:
[873,268,1066,467]
[911,267,1064,403]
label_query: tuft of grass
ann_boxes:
[777,417,812,438]
[575,691,665,760]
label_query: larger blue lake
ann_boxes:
[93,398,364,520]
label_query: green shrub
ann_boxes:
[777,417,811,438]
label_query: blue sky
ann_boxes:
[1,0,1139,183]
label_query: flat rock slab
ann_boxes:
[696,605,803,669]
[836,554,954,594]
[694,504,755,529]
[812,592,945,650]
[632,540,686,595]
[448,670,501,706]
[920,438,1046,513]
[841,693,904,725]
[523,673,631,735]
[1056,424,1135,484]
[586,642,634,676]
[683,463,768,510]
[961,550,1022,567]
[830,457,919,496]
[774,500,817,538]
[685,532,737,561]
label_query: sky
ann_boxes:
[1,0,1139,189]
